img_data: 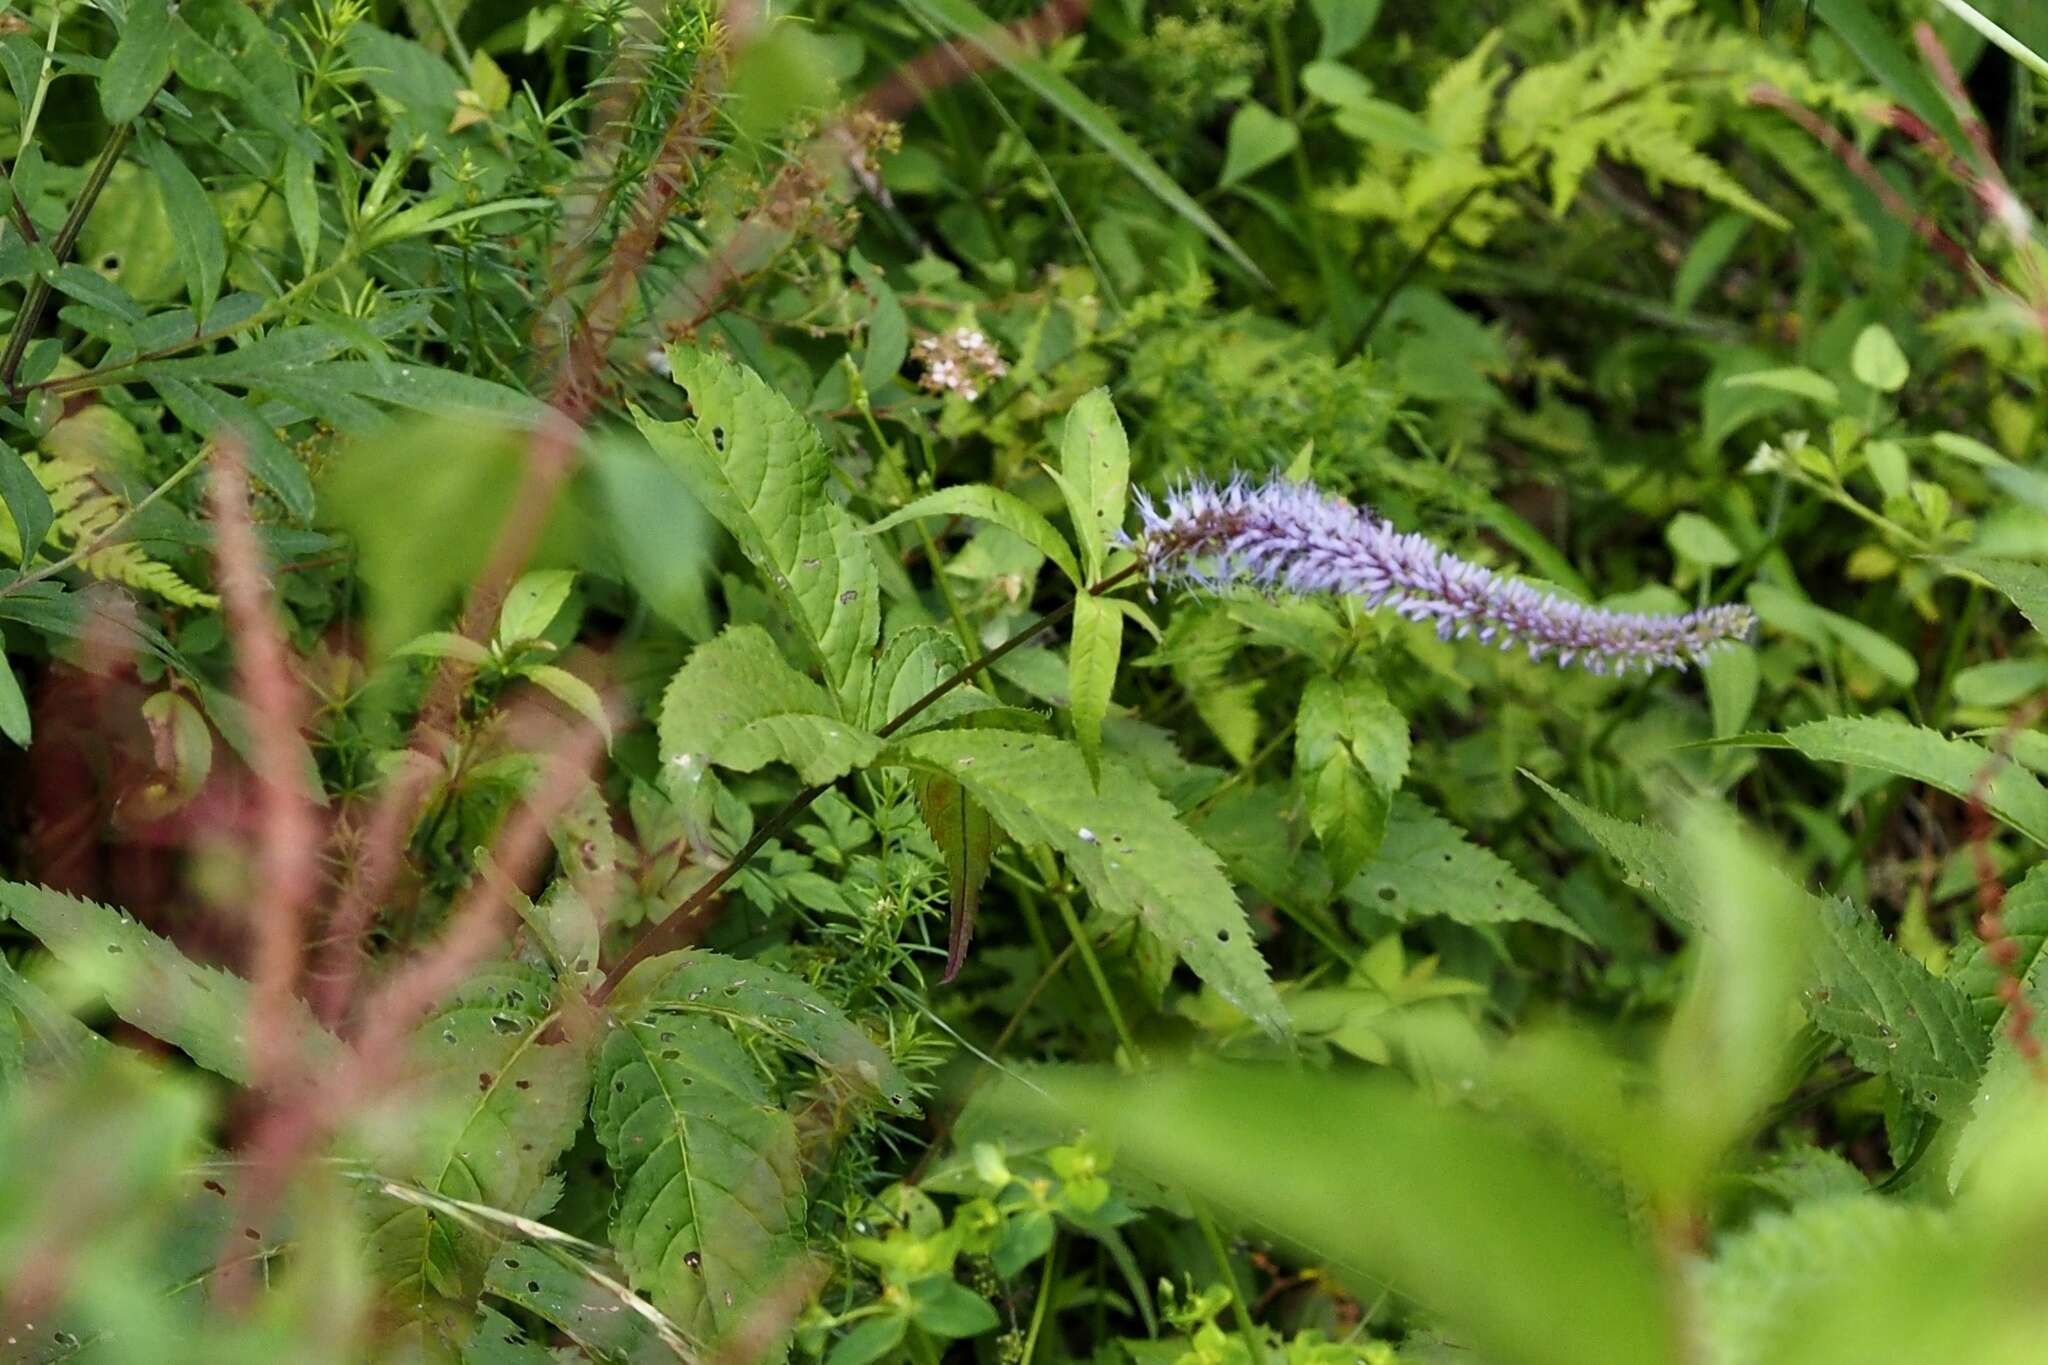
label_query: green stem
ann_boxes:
[1050,884,1139,1064]
[1199,1209,1269,1365]
[3,122,134,393]
[1020,1231,1061,1365]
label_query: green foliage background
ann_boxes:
[4,0,2048,1361]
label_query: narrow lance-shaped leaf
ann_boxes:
[1052,388,1129,581]
[1068,593,1121,785]
[102,0,175,122]
[637,348,879,701]
[868,484,1082,588]
[918,775,997,981]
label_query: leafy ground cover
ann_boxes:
[4,0,2048,1361]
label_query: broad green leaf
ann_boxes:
[1702,1197,1958,1365]
[497,569,576,644]
[868,485,1082,588]
[0,653,26,747]
[1805,895,1986,1117]
[1947,555,2048,641]
[893,0,1268,285]
[1024,1067,1678,1365]
[887,730,1285,1035]
[1295,670,1409,889]
[1219,102,1299,188]
[1300,60,1375,108]
[919,774,998,980]
[1721,367,1839,408]
[363,963,592,1306]
[853,255,908,393]
[592,1012,805,1342]
[1344,794,1587,942]
[101,0,175,122]
[1666,512,1739,567]
[660,626,883,789]
[1953,865,2048,1034]
[464,1306,553,1365]
[1951,656,2048,708]
[393,631,493,665]
[584,429,719,641]
[1054,389,1129,581]
[1850,323,1909,392]
[607,948,917,1112]
[0,952,110,1079]
[1331,97,1444,154]
[1068,593,1122,784]
[485,1242,684,1364]
[135,134,226,321]
[1747,584,1918,688]
[0,881,341,1084]
[525,664,613,745]
[639,348,878,698]
[1529,779,1987,1117]
[858,625,997,735]
[0,439,53,565]
[1779,715,2048,848]
[1310,0,1381,58]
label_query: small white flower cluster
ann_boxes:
[911,327,1008,402]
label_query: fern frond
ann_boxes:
[0,452,218,609]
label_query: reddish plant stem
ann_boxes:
[1968,697,2048,1080]
[210,439,325,1095]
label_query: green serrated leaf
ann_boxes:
[886,730,1285,1035]
[608,948,916,1111]
[592,1011,805,1343]
[1529,779,1987,1117]
[1055,389,1129,581]
[0,439,53,565]
[1778,715,2048,848]
[869,484,1082,588]
[1295,670,1409,889]
[1947,555,2048,642]
[1069,593,1121,784]
[485,1242,683,1363]
[859,624,996,735]
[639,348,878,699]
[660,626,882,789]
[0,881,341,1083]
[1344,794,1587,941]
[364,963,592,1306]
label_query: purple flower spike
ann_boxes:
[1133,477,1756,675]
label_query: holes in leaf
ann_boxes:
[1376,886,1396,903]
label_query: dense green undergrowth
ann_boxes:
[6,0,2048,1361]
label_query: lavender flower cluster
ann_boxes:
[1133,477,1756,675]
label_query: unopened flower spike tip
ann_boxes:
[1132,477,1756,675]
